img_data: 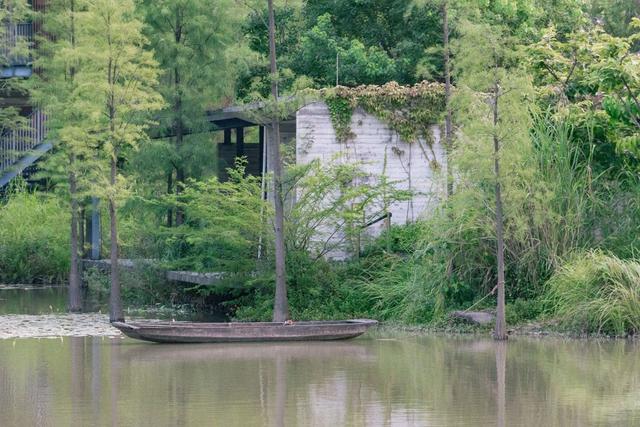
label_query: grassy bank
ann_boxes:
[2,183,639,337]
[2,121,639,337]
[0,186,69,284]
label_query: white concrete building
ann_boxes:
[209,99,446,259]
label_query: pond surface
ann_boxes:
[1,288,640,426]
[0,284,223,321]
[0,285,69,315]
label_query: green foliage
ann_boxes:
[323,95,354,142]
[169,163,268,274]
[505,298,544,324]
[528,17,640,172]
[73,0,164,201]
[0,0,30,137]
[296,13,398,87]
[121,161,268,277]
[588,18,640,161]
[322,81,445,142]
[356,253,448,323]
[0,185,69,283]
[6,0,639,332]
[286,158,413,257]
[139,0,239,129]
[440,118,603,299]
[209,158,419,320]
[231,250,375,321]
[544,251,640,336]
[0,0,32,70]
[137,0,241,198]
[33,0,102,198]
[0,0,31,66]
[238,0,443,96]
[303,0,442,84]
[589,0,640,37]
[357,113,638,324]
[82,265,177,308]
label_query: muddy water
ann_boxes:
[0,285,68,315]
[1,289,639,426]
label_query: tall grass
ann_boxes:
[357,255,445,323]
[0,185,69,283]
[358,116,639,322]
[432,118,617,298]
[544,251,640,336]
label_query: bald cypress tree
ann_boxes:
[78,0,164,322]
[138,0,241,226]
[34,0,96,312]
[268,0,289,322]
[454,19,533,340]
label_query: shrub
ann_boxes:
[229,249,375,321]
[0,186,69,283]
[354,117,640,325]
[119,161,269,276]
[544,251,640,336]
[505,298,544,324]
[83,265,176,309]
[356,254,446,323]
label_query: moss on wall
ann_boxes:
[320,81,446,143]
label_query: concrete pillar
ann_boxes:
[236,127,244,158]
[90,197,101,260]
[223,128,232,145]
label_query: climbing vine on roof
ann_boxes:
[320,81,446,143]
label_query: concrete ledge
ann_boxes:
[166,271,225,286]
[82,259,225,286]
[450,311,495,325]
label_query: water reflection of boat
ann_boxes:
[120,340,377,363]
[112,319,377,344]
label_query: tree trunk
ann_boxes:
[79,205,85,257]
[173,94,185,226]
[173,12,185,226]
[68,158,82,312]
[166,171,173,227]
[109,155,123,322]
[175,160,185,225]
[268,0,289,322]
[443,0,453,197]
[66,0,82,312]
[493,84,507,340]
[443,0,456,282]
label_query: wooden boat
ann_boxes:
[111,319,378,343]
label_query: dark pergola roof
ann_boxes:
[205,103,264,130]
[206,98,299,130]
[152,99,298,139]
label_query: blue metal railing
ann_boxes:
[1,21,33,77]
[0,110,47,175]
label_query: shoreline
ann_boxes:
[1,311,637,341]
[373,321,640,341]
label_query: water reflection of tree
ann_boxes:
[495,341,506,427]
[91,337,102,421]
[1,337,640,425]
[274,354,286,427]
[70,337,86,423]
[110,340,121,427]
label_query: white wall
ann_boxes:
[296,101,446,259]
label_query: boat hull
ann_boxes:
[111,320,378,343]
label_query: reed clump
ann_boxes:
[544,251,640,336]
